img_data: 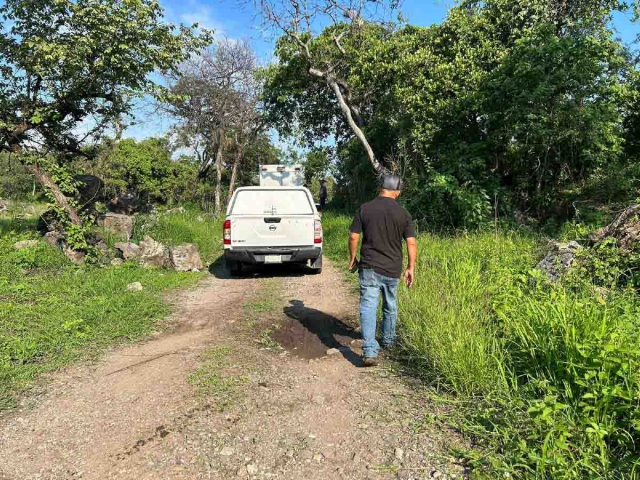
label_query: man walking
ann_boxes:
[348,175,417,367]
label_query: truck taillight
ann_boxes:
[314,220,322,244]
[223,220,231,245]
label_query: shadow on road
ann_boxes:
[208,257,310,280]
[275,300,363,367]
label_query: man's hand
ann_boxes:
[349,258,357,271]
[348,232,360,273]
[403,268,415,288]
[404,237,417,288]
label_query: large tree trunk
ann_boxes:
[227,145,243,200]
[26,164,82,225]
[214,139,224,215]
[309,68,381,173]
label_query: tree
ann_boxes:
[166,38,263,214]
[0,0,211,225]
[92,137,199,206]
[254,0,400,174]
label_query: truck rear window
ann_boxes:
[230,189,314,215]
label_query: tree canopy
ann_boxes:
[263,0,640,226]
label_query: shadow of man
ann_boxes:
[283,300,363,367]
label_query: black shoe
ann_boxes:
[363,357,379,367]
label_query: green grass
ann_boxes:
[321,210,640,480]
[133,207,223,264]
[188,346,249,410]
[0,208,223,410]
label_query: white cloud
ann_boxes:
[177,0,226,37]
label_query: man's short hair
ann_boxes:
[380,174,402,191]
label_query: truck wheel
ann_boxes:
[310,254,323,274]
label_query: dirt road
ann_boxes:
[0,261,465,480]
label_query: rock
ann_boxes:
[394,447,404,460]
[535,241,582,282]
[246,464,258,475]
[236,466,248,478]
[350,339,364,348]
[139,236,168,268]
[169,244,203,272]
[43,231,64,250]
[0,198,8,212]
[126,282,143,292]
[326,348,340,356]
[64,248,86,265]
[13,239,39,250]
[590,204,640,251]
[110,258,124,266]
[114,242,140,261]
[313,453,324,463]
[220,446,235,456]
[97,213,134,239]
[431,471,442,479]
[197,215,204,222]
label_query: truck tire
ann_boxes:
[309,254,323,274]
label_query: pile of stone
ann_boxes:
[535,205,640,282]
[115,236,203,272]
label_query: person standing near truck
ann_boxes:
[348,175,417,367]
[319,179,328,211]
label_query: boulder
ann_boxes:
[97,213,133,239]
[64,248,86,265]
[13,239,39,250]
[590,205,640,251]
[114,242,140,260]
[168,244,203,272]
[138,236,168,268]
[535,241,582,282]
[43,231,64,250]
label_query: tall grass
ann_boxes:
[321,211,640,479]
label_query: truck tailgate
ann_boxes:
[231,216,315,247]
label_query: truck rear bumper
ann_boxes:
[224,246,322,265]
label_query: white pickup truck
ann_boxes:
[223,186,323,274]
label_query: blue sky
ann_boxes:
[126,0,639,141]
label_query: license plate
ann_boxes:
[264,255,282,264]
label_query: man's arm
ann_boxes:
[404,237,417,288]
[349,232,360,271]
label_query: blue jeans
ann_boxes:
[359,269,400,358]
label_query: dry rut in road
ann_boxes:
[0,261,466,480]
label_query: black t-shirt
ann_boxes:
[319,184,327,200]
[349,196,416,278]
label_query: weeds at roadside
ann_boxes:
[0,208,222,411]
[258,324,282,350]
[188,346,250,411]
[321,210,640,480]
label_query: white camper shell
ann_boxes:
[259,165,304,187]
